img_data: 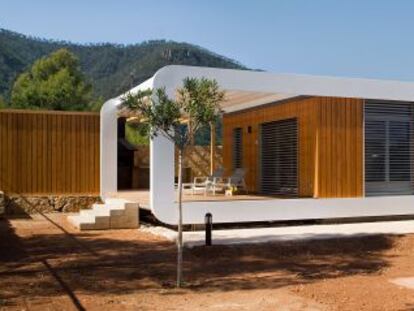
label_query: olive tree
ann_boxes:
[120,77,224,287]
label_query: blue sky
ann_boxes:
[1,0,414,81]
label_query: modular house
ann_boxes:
[100,65,414,225]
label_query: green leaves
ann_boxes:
[0,96,6,109]
[10,48,93,111]
[1,28,247,104]
[120,77,224,150]
[178,77,224,125]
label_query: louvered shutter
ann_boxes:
[232,127,243,169]
[365,102,414,196]
[260,118,298,196]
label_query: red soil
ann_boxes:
[1,213,414,310]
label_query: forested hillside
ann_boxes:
[0,28,246,101]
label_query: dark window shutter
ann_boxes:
[365,102,414,196]
[232,127,243,169]
[260,118,298,196]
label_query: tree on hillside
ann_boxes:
[10,48,93,111]
[121,78,224,287]
[1,29,246,102]
[0,96,6,109]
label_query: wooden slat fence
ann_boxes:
[0,109,100,194]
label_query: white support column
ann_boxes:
[100,98,119,199]
[149,72,177,223]
[100,77,154,200]
[150,133,176,223]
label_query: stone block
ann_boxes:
[5,194,101,215]
[94,216,110,230]
[124,203,139,215]
[110,214,139,229]
[0,191,5,216]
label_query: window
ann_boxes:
[232,127,243,169]
[365,102,414,196]
[260,118,298,196]
[365,120,386,183]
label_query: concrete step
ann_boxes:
[91,204,126,217]
[68,214,111,230]
[67,199,139,230]
[80,208,110,217]
[92,203,124,211]
[104,198,129,207]
[67,214,95,229]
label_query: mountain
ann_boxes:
[0,28,247,102]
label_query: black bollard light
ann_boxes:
[205,213,213,246]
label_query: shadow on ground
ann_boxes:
[0,213,397,307]
[400,303,414,311]
[0,218,28,264]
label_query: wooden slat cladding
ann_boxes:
[315,97,364,198]
[0,109,100,195]
[222,96,364,198]
[223,97,319,197]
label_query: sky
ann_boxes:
[1,0,414,81]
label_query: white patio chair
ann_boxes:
[214,168,248,195]
[192,168,224,195]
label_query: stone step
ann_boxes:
[105,198,129,207]
[67,199,139,230]
[67,214,95,229]
[92,203,124,211]
[67,214,111,230]
[80,208,110,217]
[93,203,125,212]
[91,204,126,217]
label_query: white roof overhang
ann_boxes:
[105,65,414,114]
[100,65,414,223]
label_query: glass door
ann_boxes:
[365,102,414,196]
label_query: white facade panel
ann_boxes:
[101,65,414,224]
[156,196,414,225]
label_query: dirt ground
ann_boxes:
[1,214,414,311]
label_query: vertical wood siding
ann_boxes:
[315,97,364,198]
[0,110,100,194]
[222,96,364,198]
[223,97,319,197]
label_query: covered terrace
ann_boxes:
[100,65,414,225]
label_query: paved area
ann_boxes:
[143,220,414,247]
[110,190,274,210]
[390,277,414,290]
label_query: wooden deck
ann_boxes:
[109,190,274,209]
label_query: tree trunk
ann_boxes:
[176,149,184,287]
[210,122,216,176]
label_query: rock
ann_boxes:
[0,191,5,216]
[4,194,101,215]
